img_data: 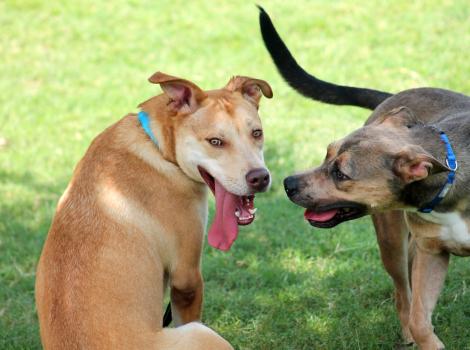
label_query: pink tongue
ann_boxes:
[208,179,239,251]
[304,209,338,222]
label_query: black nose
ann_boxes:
[284,176,299,197]
[246,168,270,192]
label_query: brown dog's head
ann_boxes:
[284,107,450,228]
[139,72,273,250]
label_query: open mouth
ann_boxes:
[304,202,367,228]
[198,167,257,251]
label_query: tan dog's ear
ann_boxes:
[393,145,450,184]
[148,72,206,114]
[373,106,420,128]
[225,76,273,108]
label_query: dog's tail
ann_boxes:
[258,6,392,110]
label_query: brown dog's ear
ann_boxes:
[393,145,450,184]
[148,72,206,114]
[225,76,273,108]
[373,106,420,128]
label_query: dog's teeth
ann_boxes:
[249,208,257,215]
[235,210,240,218]
[239,214,254,220]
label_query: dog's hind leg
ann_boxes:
[408,249,448,350]
[372,210,413,345]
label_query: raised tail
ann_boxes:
[258,6,392,110]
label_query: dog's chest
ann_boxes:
[415,212,470,255]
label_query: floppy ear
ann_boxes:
[148,71,206,114]
[373,106,420,128]
[225,76,273,108]
[393,145,450,184]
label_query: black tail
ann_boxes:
[258,6,392,110]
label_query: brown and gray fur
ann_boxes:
[259,9,470,349]
[288,89,470,350]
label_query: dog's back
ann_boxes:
[35,116,171,348]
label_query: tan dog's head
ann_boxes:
[139,72,273,250]
[284,107,450,228]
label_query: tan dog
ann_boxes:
[35,72,272,349]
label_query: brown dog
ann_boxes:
[284,95,470,350]
[35,72,272,349]
[260,9,470,349]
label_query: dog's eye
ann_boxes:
[333,167,350,181]
[252,129,263,139]
[208,138,223,147]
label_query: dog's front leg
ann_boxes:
[409,248,449,350]
[372,211,413,344]
[170,266,204,326]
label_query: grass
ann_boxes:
[1,0,470,349]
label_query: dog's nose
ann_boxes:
[284,176,299,197]
[246,168,270,192]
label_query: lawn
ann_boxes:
[1,1,470,349]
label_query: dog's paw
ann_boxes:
[402,327,414,345]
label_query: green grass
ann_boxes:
[1,0,470,349]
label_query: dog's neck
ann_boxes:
[402,119,470,215]
[133,95,209,196]
[139,95,179,165]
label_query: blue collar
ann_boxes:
[138,111,159,147]
[418,130,458,213]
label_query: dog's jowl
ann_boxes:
[35,72,272,350]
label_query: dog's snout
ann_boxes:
[284,176,299,197]
[246,168,270,192]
